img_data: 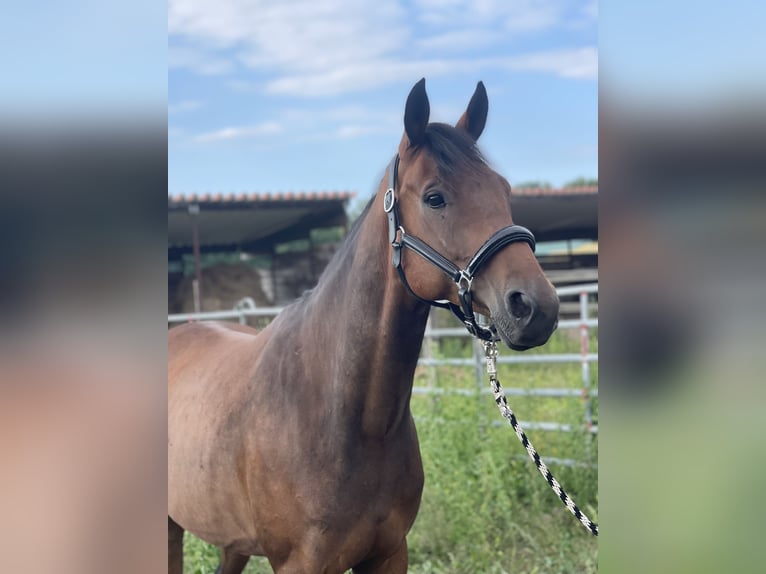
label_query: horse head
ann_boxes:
[388,79,559,350]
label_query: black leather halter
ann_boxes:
[384,154,536,341]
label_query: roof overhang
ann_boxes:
[510,187,597,242]
[167,187,596,257]
[168,191,354,257]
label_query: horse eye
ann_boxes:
[424,193,446,209]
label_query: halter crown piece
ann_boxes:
[385,154,536,341]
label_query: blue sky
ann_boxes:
[169,0,598,201]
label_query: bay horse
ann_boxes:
[168,79,560,574]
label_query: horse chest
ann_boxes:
[275,462,423,571]
[277,431,424,514]
[249,425,424,546]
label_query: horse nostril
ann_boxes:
[508,291,534,321]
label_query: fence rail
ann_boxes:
[169,283,599,461]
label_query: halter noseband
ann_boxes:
[385,154,536,341]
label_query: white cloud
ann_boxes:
[224,79,258,92]
[168,99,204,113]
[168,45,233,75]
[264,49,596,96]
[504,6,558,32]
[192,121,283,143]
[264,59,459,97]
[416,29,503,53]
[334,124,398,139]
[169,0,406,75]
[169,0,596,96]
[414,0,559,32]
[583,0,598,19]
[503,47,597,79]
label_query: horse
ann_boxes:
[168,78,560,574]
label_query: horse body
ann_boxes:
[169,79,559,573]
[169,196,429,572]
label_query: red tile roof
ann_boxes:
[168,190,356,204]
[167,187,594,205]
[510,186,598,196]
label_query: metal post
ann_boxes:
[580,290,591,391]
[473,317,490,434]
[270,250,278,305]
[192,279,200,315]
[234,297,257,326]
[580,290,594,447]
[423,313,437,392]
[473,336,484,390]
[474,313,493,390]
[189,204,202,313]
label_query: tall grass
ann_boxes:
[181,326,598,573]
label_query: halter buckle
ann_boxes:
[456,270,473,293]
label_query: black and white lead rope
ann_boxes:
[483,340,599,536]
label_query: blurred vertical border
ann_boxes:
[599,1,766,572]
[3,1,766,573]
[0,1,167,573]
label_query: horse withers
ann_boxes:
[168,79,559,574]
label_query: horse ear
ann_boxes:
[455,81,488,141]
[403,78,429,148]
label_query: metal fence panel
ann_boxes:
[169,283,599,447]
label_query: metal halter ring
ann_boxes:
[383,188,395,213]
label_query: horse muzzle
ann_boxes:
[491,287,559,350]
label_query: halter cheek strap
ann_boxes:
[385,154,536,341]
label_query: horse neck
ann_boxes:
[306,189,431,438]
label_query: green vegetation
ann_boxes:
[274,227,347,253]
[182,327,598,573]
[174,251,272,276]
[563,177,598,188]
[310,226,346,245]
[407,328,598,573]
[514,180,553,189]
[346,195,372,225]
[513,178,598,190]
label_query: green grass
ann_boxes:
[181,326,598,573]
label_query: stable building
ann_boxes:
[167,186,596,313]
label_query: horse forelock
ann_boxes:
[418,122,488,180]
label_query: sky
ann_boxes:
[169,0,598,201]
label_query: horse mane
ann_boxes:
[310,194,375,289]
